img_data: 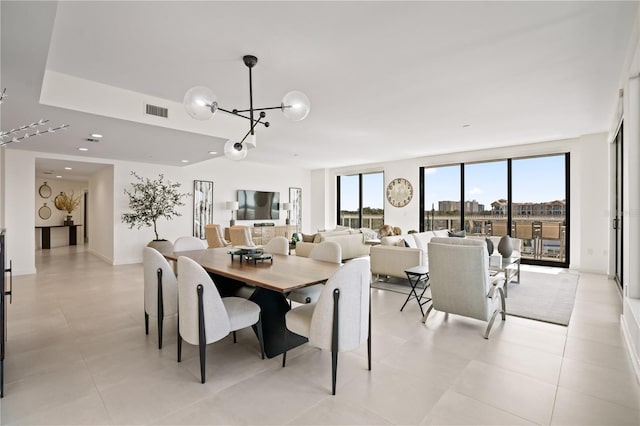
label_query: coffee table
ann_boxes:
[489,255,520,297]
[402,265,430,316]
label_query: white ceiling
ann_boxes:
[1,1,638,180]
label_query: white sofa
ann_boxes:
[370,231,521,279]
[295,229,370,261]
[370,230,449,279]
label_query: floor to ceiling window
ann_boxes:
[422,164,461,231]
[464,160,508,237]
[512,155,568,265]
[421,153,569,267]
[337,172,384,230]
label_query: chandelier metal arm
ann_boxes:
[238,115,264,144]
[217,107,269,127]
[233,105,285,114]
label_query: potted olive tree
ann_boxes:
[121,171,189,252]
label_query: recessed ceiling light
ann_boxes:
[181,160,189,163]
[462,124,471,128]
[78,147,89,151]
[56,175,62,178]
[208,151,217,155]
[64,167,72,170]
[90,133,103,138]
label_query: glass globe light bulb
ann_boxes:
[224,140,248,161]
[281,91,310,121]
[183,86,218,120]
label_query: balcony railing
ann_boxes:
[340,212,566,263]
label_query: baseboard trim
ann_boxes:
[621,311,640,385]
[87,248,114,265]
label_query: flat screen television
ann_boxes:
[237,190,280,220]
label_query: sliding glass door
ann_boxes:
[464,160,507,237]
[512,155,568,264]
[421,153,569,267]
[337,172,384,230]
[423,164,461,231]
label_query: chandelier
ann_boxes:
[0,89,69,147]
[183,55,310,160]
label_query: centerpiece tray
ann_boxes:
[228,247,273,264]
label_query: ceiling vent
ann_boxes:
[86,138,100,143]
[145,103,169,118]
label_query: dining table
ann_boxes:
[163,247,342,358]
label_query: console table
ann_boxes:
[35,225,82,249]
[224,225,297,245]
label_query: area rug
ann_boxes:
[505,269,579,326]
[371,269,579,326]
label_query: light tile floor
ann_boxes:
[1,245,639,425]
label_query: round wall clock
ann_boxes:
[386,178,413,208]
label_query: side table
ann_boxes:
[402,265,430,316]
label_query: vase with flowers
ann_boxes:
[54,191,82,225]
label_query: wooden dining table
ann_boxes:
[164,247,342,358]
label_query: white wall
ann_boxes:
[88,165,114,263]
[620,12,640,381]
[3,150,36,274]
[323,134,607,273]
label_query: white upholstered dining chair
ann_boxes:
[263,236,289,255]
[423,237,506,339]
[282,257,372,395]
[143,247,178,349]
[173,236,207,251]
[177,256,265,383]
[288,241,341,305]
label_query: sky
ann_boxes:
[340,155,566,211]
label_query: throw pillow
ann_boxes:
[485,238,494,255]
[394,239,407,247]
[301,233,315,243]
[448,230,466,238]
[360,227,379,241]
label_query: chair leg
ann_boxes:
[157,268,164,349]
[421,304,434,324]
[331,288,340,395]
[484,309,501,339]
[282,330,288,367]
[144,312,149,335]
[367,290,372,371]
[233,331,237,344]
[498,287,506,320]
[255,314,265,360]
[197,284,206,384]
[177,315,182,362]
[331,350,338,396]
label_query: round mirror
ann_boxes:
[38,203,52,220]
[39,182,52,198]
[54,192,66,210]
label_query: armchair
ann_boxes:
[422,237,506,339]
[229,225,255,247]
[204,224,230,248]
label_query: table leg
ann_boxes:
[41,228,51,250]
[249,288,308,358]
[401,273,430,316]
[69,226,77,246]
